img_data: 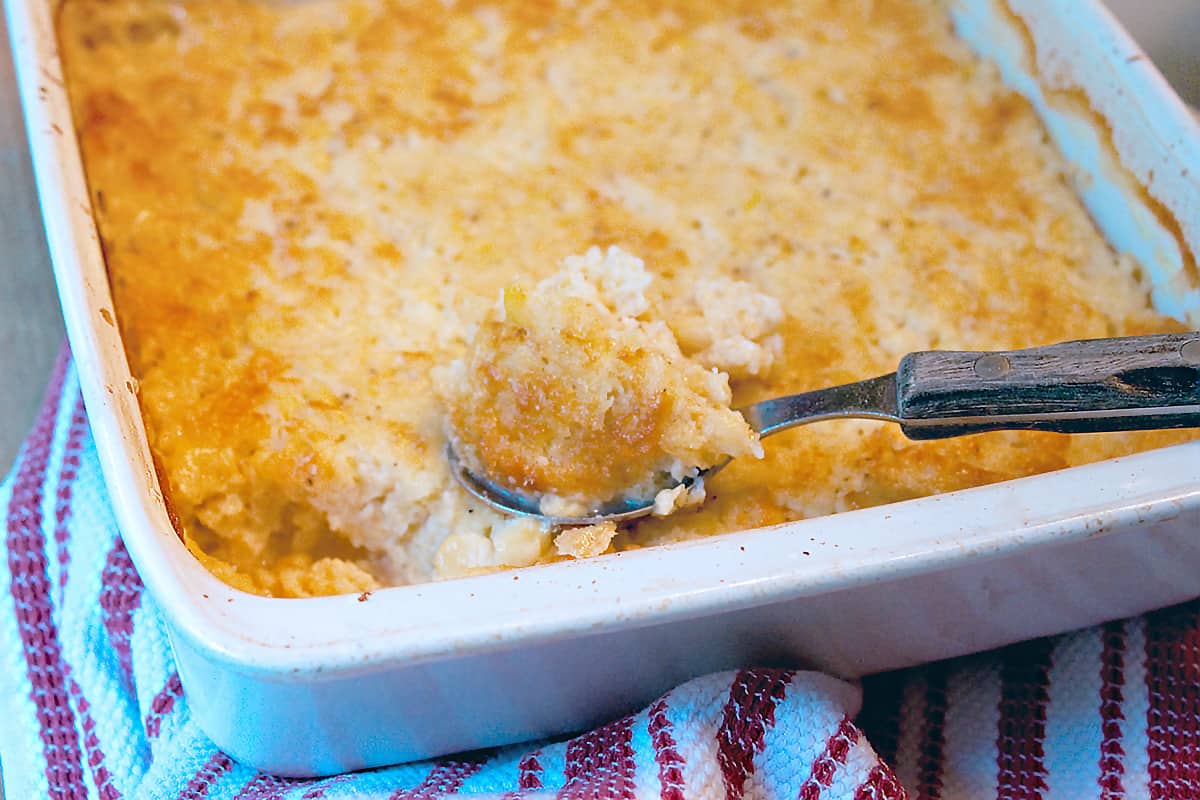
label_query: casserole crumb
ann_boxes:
[555,523,620,560]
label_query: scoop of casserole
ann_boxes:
[442,246,764,517]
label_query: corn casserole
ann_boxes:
[59,0,1197,596]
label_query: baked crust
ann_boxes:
[59,0,1196,595]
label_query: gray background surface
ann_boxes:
[0,3,1197,792]
[1,7,61,474]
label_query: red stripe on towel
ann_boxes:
[518,751,544,791]
[648,698,686,800]
[797,716,861,800]
[498,752,544,800]
[5,352,88,800]
[853,764,907,800]
[558,714,637,800]
[716,668,795,800]
[99,537,144,684]
[233,775,279,799]
[994,639,1055,800]
[177,752,233,800]
[1098,620,1127,799]
[67,671,121,800]
[53,394,88,597]
[1145,604,1200,800]
[234,772,310,800]
[390,757,489,799]
[145,672,185,739]
[916,664,949,800]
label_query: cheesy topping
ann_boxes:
[58,0,1196,595]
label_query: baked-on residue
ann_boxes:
[59,0,1196,595]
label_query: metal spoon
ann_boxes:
[450,331,1200,525]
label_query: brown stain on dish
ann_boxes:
[1058,85,1200,291]
[996,0,1199,290]
[151,451,183,536]
[994,0,1038,76]
[40,65,65,89]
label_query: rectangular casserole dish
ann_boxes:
[6,0,1200,777]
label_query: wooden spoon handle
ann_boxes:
[896,333,1200,439]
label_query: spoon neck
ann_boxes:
[740,373,900,439]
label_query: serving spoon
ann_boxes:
[450,331,1200,525]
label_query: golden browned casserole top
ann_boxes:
[60,0,1195,595]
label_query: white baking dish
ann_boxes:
[6,0,1200,777]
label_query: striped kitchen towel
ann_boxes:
[0,353,1197,799]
